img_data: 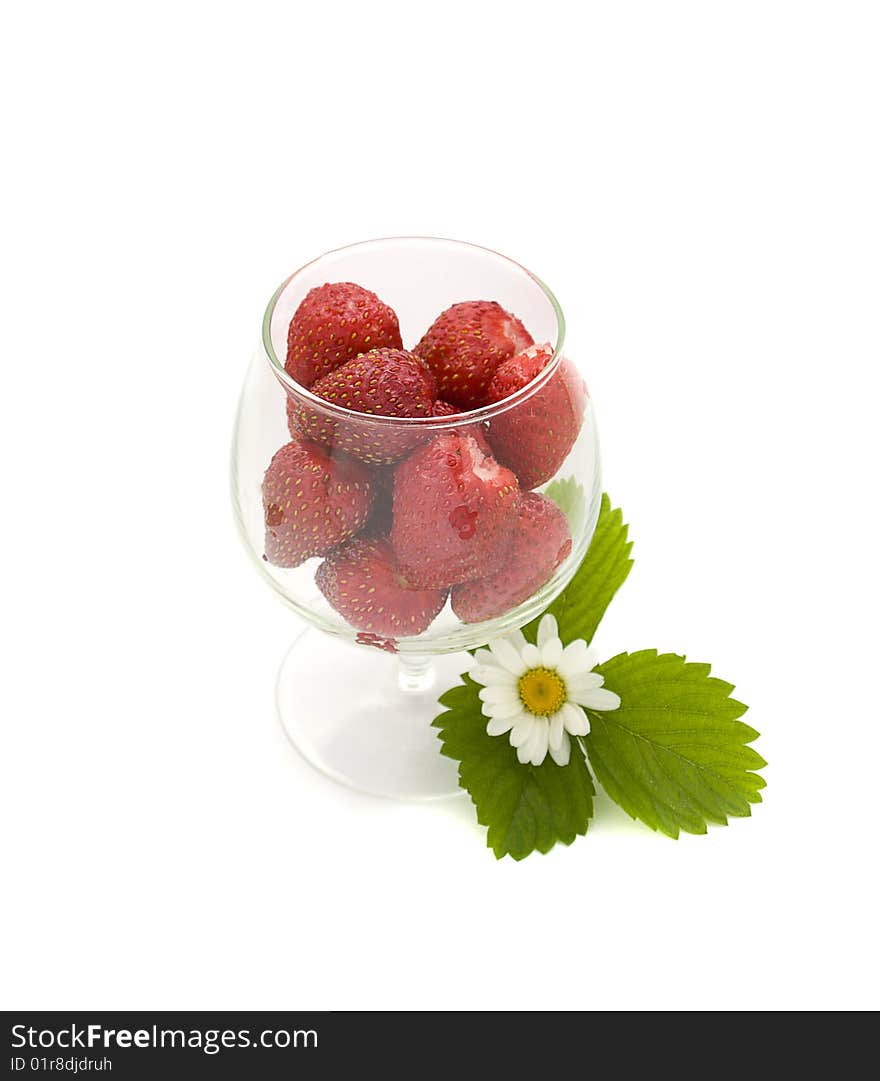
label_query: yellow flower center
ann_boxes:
[517,667,567,717]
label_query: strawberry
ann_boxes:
[451,492,572,622]
[285,394,298,438]
[287,393,450,444]
[361,466,395,537]
[285,282,402,388]
[316,537,448,637]
[430,398,493,453]
[356,632,398,653]
[414,301,534,410]
[431,400,460,418]
[391,431,519,588]
[485,343,587,489]
[262,437,373,568]
[292,347,437,464]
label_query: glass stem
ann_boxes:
[397,654,436,694]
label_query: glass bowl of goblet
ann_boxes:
[231,237,601,800]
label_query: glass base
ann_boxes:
[276,628,468,800]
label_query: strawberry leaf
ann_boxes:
[586,651,766,838]
[524,491,633,645]
[433,675,595,860]
[543,475,587,535]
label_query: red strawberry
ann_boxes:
[361,466,395,537]
[262,438,373,568]
[356,632,398,653]
[285,282,402,388]
[285,394,298,438]
[293,347,437,464]
[451,492,572,622]
[391,431,519,588]
[485,343,587,489]
[288,389,443,445]
[414,301,534,410]
[430,398,493,452]
[316,537,448,637]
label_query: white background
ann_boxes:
[2,1,878,1011]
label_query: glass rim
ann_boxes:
[260,236,568,428]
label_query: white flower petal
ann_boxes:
[549,732,571,766]
[568,690,603,708]
[509,716,536,748]
[489,637,528,676]
[518,723,544,765]
[561,701,589,736]
[505,628,527,652]
[529,722,550,766]
[556,638,588,675]
[549,710,565,751]
[470,664,515,687]
[520,643,542,668]
[473,648,494,667]
[580,687,621,712]
[540,636,564,668]
[557,640,601,679]
[566,672,604,694]
[568,678,608,706]
[537,614,558,648]
[487,711,522,737]
[483,698,524,720]
[478,685,519,705]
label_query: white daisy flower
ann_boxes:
[470,614,620,767]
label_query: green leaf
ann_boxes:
[523,491,633,645]
[585,651,766,838]
[543,475,587,535]
[433,675,595,860]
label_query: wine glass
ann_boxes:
[231,238,601,799]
